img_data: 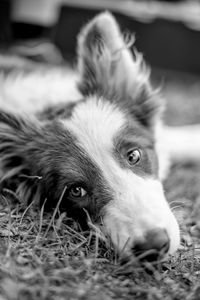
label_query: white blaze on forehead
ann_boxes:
[64,97,126,155]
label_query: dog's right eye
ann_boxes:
[127,148,141,165]
[69,186,87,198]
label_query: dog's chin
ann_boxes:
[110,239,175,263]
[119,249,169,264]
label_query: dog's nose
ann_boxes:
[132,228,170,261]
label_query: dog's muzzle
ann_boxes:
[132,228,170,261]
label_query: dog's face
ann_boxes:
[0,13,180,259]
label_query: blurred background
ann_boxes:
[0,0,200,125]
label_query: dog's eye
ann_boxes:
[69,186,87,198]
[127,149,141,165]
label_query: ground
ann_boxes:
[0,69,200,300]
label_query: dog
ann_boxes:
[0,12,199,261]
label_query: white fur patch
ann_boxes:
[64,97,125,152]
[63,98,180,257]
[163,125,200,163]
[0,67,81,113]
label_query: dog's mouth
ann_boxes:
[131,228,170,262]
[103,231,172,263]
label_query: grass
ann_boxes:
[0,70,200,300]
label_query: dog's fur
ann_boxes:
[1,12,199,259]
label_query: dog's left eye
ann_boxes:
[127,149,141,165]
[69,186,87,198]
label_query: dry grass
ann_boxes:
[0,70,200,300]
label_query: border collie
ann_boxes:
[0,12,199,261]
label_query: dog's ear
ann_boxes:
[0,110,33,176]
[77,12,163,128]
[0,110,45,203]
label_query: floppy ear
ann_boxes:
[77,12,163,128]
[0,110,33,175]
[0,110,45,205]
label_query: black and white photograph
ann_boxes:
[0,0,200,299]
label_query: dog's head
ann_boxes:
[0,12,180,260]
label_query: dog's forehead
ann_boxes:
[63,97,126,151]
[61,97,158,180]
[63,97,154,153]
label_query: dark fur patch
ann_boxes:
[38,101,84,121]
[114,119,159,177]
